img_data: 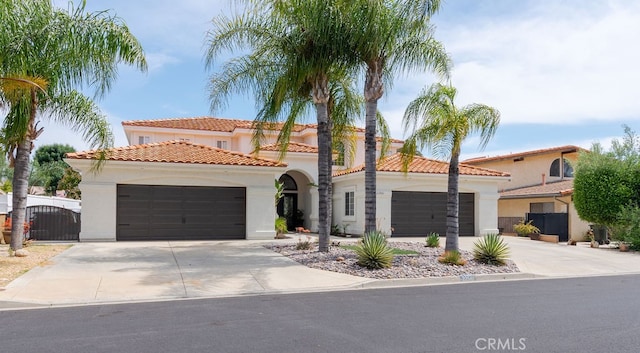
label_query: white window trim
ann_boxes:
[138,135,150,144]
[343,187,356,221]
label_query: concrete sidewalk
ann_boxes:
[1,236,639,309]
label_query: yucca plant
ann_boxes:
[425,232,440,247]
[354,231,394,269]
[473,233,510,265]
[437,250,466,266]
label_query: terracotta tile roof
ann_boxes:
[333,153,510,177]
[500,179,574,199]
[122,116,314,133]
[66,140,286,167]
[260,142,319,153]
[463,145,586,164]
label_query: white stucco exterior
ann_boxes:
[332,172,506,237]
[67,159,285,241]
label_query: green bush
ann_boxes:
[354,231,394,269]
[473,234,510,265]
[609,205,640,250]
[275,217,288,238]
[438,250,466,266]
[512,220,540,237]
[425,232,440,247]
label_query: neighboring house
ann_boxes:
[66,116,509,241]
[464,145,590,242]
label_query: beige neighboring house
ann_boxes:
[464,145,590,242]
[66,116,509,242]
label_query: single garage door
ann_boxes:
[117,185,246,241]
[391,191,475,237]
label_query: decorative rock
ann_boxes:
[264,241,519,280]
[14,249,29,257]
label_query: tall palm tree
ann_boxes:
[205,0,357,251]
[0,0,146,251]
[347,0,451,233]
[402,83,500,252]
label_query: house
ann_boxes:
[463,145,590,242]
[65,116,509,241]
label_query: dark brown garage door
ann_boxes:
[391,191,474,237]
[117,185,246,241]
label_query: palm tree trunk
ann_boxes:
[445,150,460,253]
[313,77,331,252]
[10,90,38,251]
[364,61,384,233]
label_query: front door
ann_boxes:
[277,194,298,230]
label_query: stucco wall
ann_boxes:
[67,159,284,241]
[332,172,505,237]
[469,151,579,191]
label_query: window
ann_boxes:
[216,140,228,149]
[138,136,150,144]
[345,191,355,216]
[549,158,560,177]
[530,202,554,213]
[563,159,574,177]
[178,137,190,142]
[550,158,574,178]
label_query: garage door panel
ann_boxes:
[391,191,474,237]
[117,185,246,241]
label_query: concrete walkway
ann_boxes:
[1,236,639,308]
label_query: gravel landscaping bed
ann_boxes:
[265,241,519,279]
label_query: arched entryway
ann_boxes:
[277,171,314,231]
[277,174,300,230]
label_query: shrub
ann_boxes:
[354,231,394,269]
[513,220,540,237]
[473,234,510,265]
[425,232,440,247]
[438,250,466,266]
[609,204,640,250]
[295,235,314,250]
[275,217,288,239]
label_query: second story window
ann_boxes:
[216,140,228,149]
[138,136,150,144]
[550,158,574,178]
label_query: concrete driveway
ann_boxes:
[1,236,639,308]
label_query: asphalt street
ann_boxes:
[2,274,640,353]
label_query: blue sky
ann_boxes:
[40,0,640,160]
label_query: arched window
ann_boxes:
[550,158,574,178]
[279,174,297,191]
[550,158,560,177]
[563,159,574,177]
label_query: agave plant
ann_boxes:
[473,233,510,265]
[354,231,394,269]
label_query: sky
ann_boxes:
[39,0,640,160]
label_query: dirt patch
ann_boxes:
[0,244,72,288]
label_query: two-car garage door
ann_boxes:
[391,191,475,237]
[116,185,246,241]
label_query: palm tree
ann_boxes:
[206,0,358,252]
[347,0,451,233]
[402,83,500,252]
[0,0,146,251]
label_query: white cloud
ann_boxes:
[145,53,181,72]
[439,1,640,124]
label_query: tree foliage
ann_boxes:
[574,126,640,226]
[0,0,146,250]
[401,83,500,252]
